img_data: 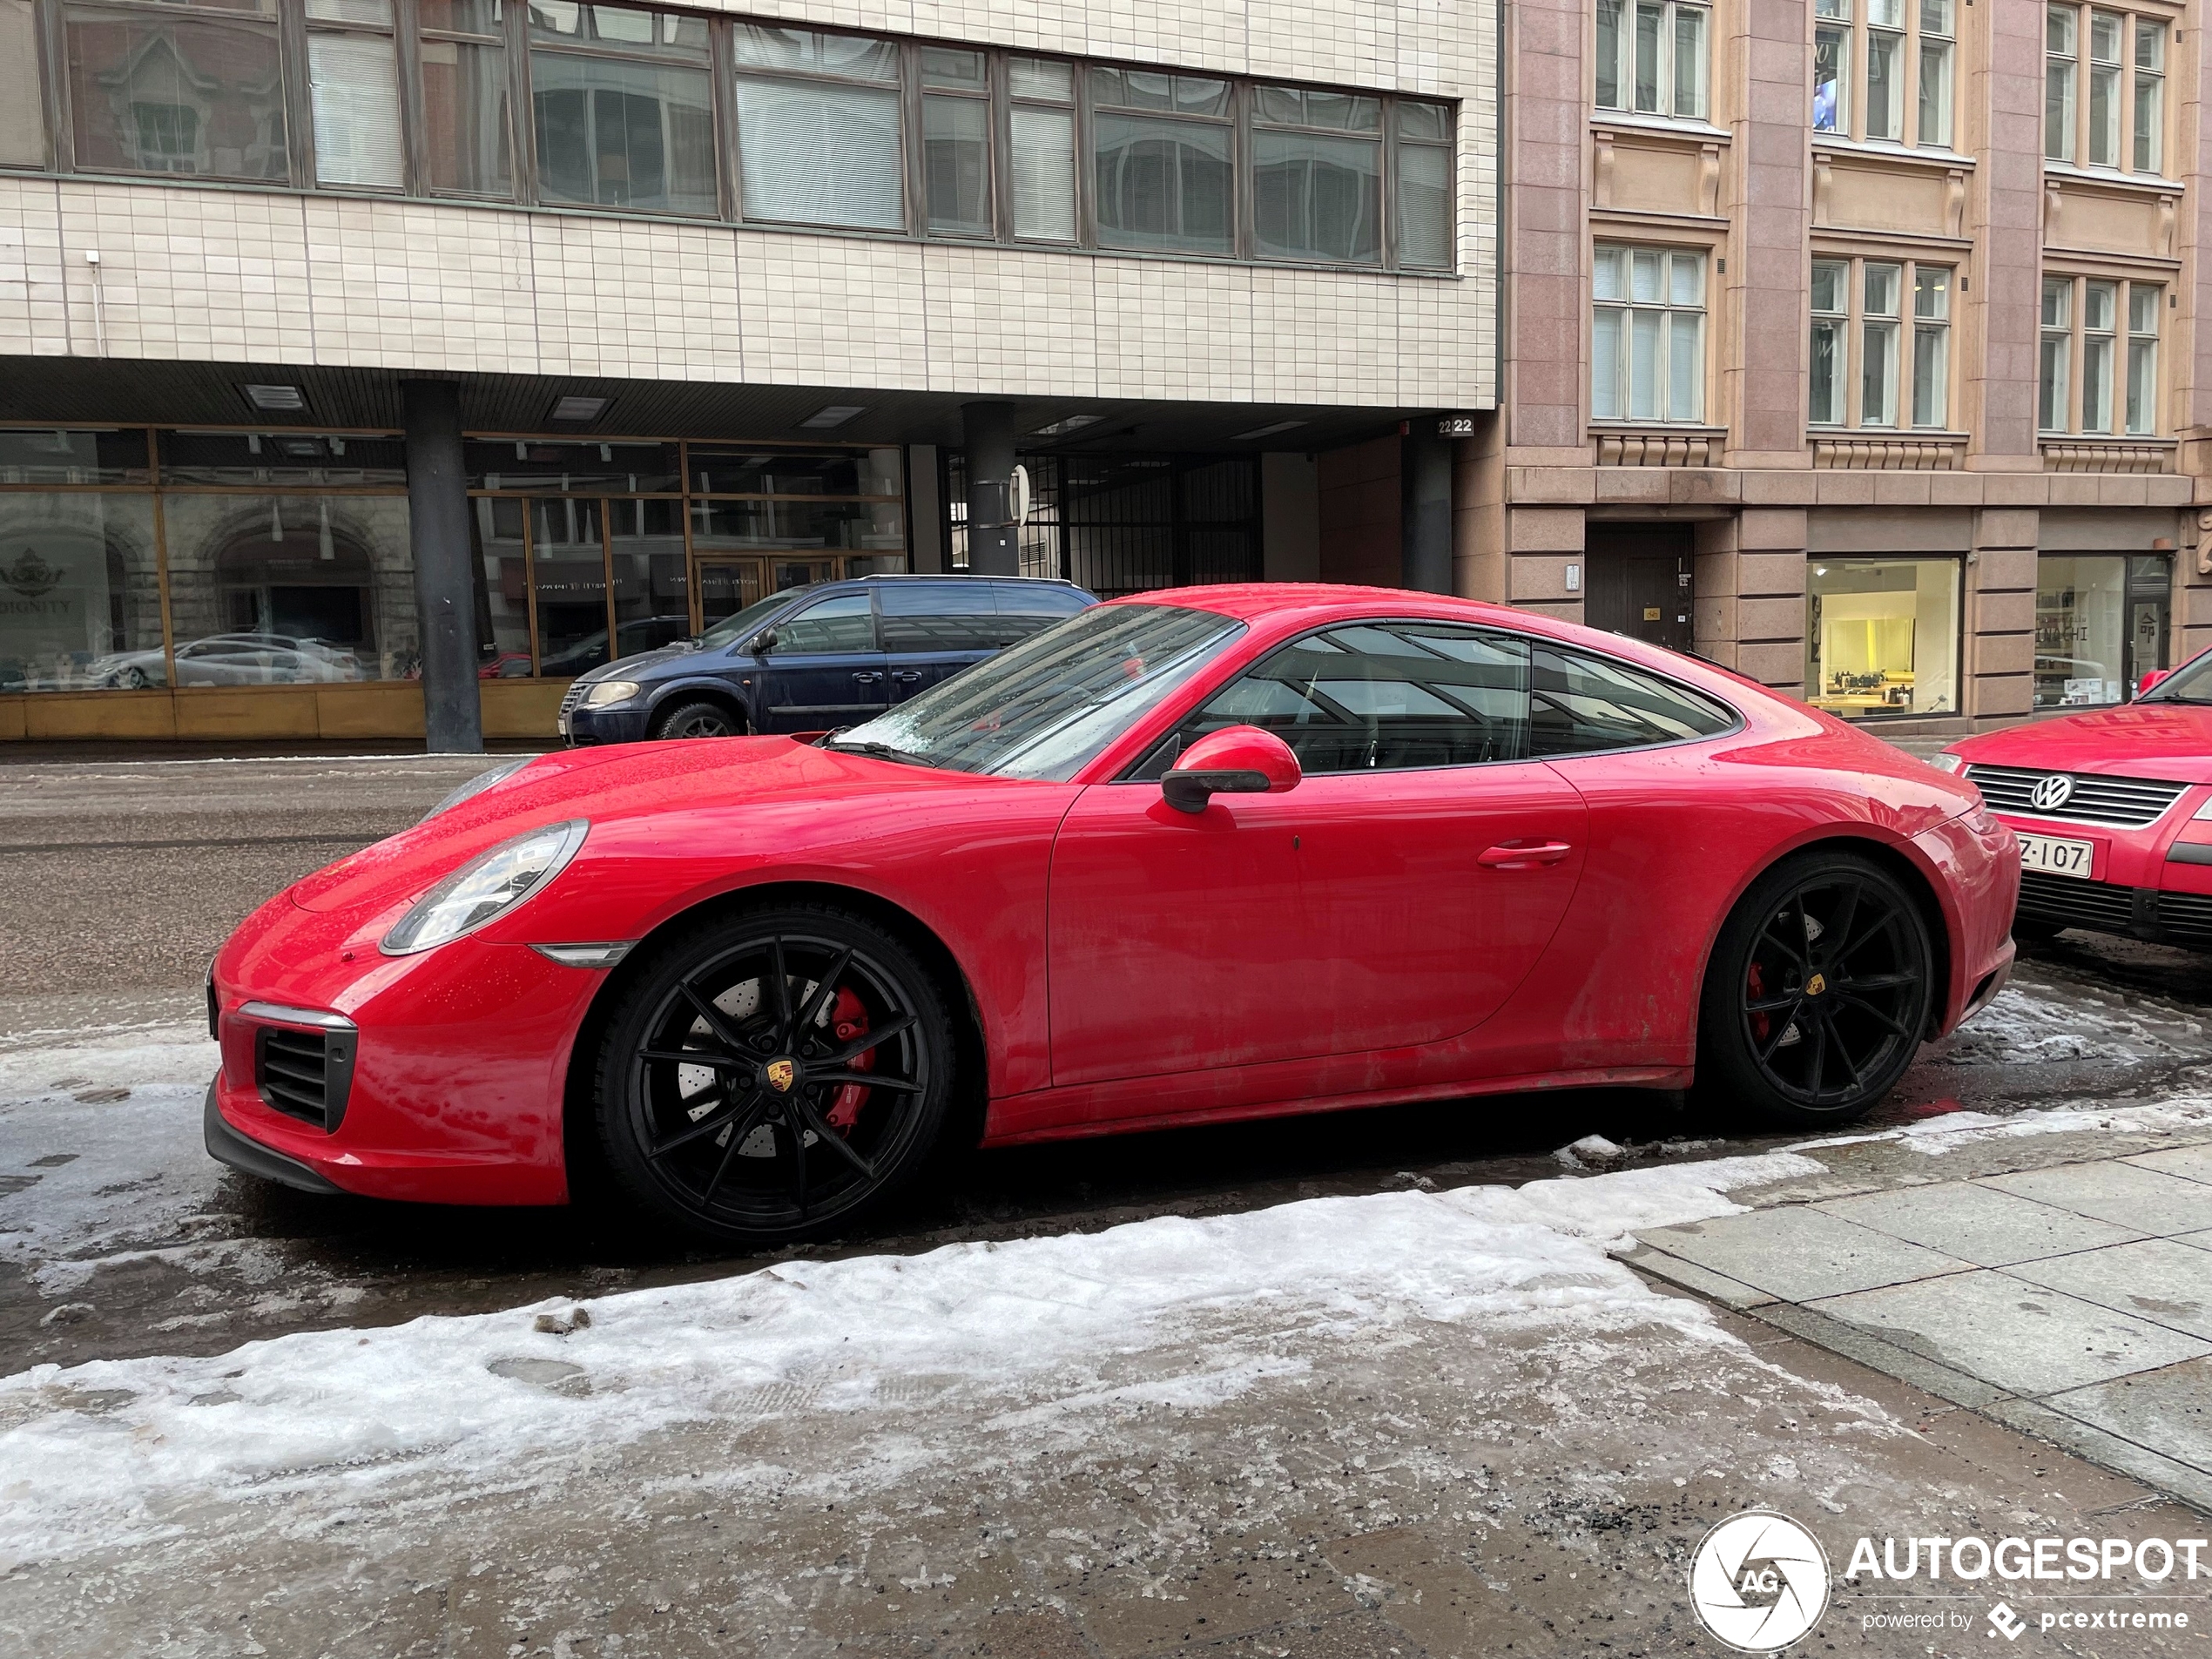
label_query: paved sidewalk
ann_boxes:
[1623,1110,2212,1514]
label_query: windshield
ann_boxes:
[697,590,800,651]
[830,604,1246,779]
[2140,651,2212,705]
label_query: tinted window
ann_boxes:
[1146,621,1531,776]
[767,592,877,655]
[1527,645,1736,755]
[988,583,1091,646]
[881,583,997,653]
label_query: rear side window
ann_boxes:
[880,583,998,653]
[988,583,1090,646]
[767,592,877,655]
[1527,644,1737,756]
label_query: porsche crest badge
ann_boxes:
[765,1058,796,1092]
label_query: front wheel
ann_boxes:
[651,699,742,741]
[593,905,954,1245]
[1696,851,1935,1129]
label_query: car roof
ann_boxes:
[837,574,1088,588]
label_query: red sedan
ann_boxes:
[1939,647,2212,950]
[208,585,2018,1244]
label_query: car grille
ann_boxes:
[253,1022,356,1130]
[2155,890,2212,948]
[1967,764,2190,828]
[2016,868,2142,934]
[557,681,589,720]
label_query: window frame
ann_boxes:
[1812,0,1957,149]
[1591,241,1710,427]
[1594,0,1711,124]
[2038,270,2166,436]
[526,0,718,219]
[2046,0,2171,177]
[1806,253,1954,431]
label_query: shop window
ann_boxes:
[2035,552,2170,706]
[1592,244,1706,424]
[1595,0,1709,121]
[685,447,900,497]
[1809,256,1952,429]
[0,429,151,485]
[2039,273,2162,435]
[64,0,288,181]
[158,431,408,487]
[1009,57,1076,242]
[1814,0,1953,146]
[462,438,681,492]
[1251,84,1383,266]
[2048,3,2166,172]
[606,495,691,662]
[159,494,417,682]
[1,0,48,166]
[1090,71,1235,256]
[0,493,163,691]
[308,0,402,188]
[1806,556,1962,718]
[732,24,903,231]
[420,0,513,196]
[530,0,716,216]
[474,496,533,678]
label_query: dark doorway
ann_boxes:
[1585,523,1694,652]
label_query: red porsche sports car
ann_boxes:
[207,585,2018,1244]
[1938,646,2212,950]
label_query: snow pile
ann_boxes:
[1939,982,2196,1067]
[1787,1095,2212,1157]
[0,1150,1818,1573]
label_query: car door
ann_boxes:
[879,581,997,704]
[1046,620,1589,1089]
[755,590,888,732]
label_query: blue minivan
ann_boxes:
[558,574,1096,744]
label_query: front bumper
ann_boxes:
[561,702,652,746]
[204,1083,344,1194]
[1990,803,2212,948]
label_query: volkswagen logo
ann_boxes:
[2029,774,2076,813]
[1689,1510,1831,1653]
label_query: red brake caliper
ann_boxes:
[1747,961,1770,1045]
[822,986,873,1134]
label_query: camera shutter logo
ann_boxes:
[2029,773,2075,813]
[1688,1510,1831,1653]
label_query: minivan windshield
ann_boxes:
[696,591,799,651]
[2138,651,2212,705]
[827,604,1246,780]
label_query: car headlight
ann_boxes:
[421,755,535,822]
[1927,752,1967,774]
[583,680,641,708]
[380,820,590,955]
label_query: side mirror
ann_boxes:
[2135,667,2170,698]
[748,628,778,655]
[1162,725,1302,814]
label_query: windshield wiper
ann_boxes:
[822,736,931,767]
[2144,694,2212,705]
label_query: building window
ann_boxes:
[1806,556,1962,718]
[1810,256,1951,428]
[420,0,513,196]
[1595,0,1709,121]
[1008,57,1076,241]
[0,489,164,691]
[2036,553,2170,705]
[1090,69,1236,257]
[921,47,991,235]
[2040,273,2162,435]
[0,0,44,166]
[1815,0,1954,146]
[307,0,402,189]
[1395,103,1453,268]
[1593,245,1705,422]
[733,24,904,231]
[1252,84,1382,265]
[63,0,288,181]
[2048,4,2167,172]
[530,1,716,216]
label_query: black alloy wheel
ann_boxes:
[652,700,742,740]
[595,905,953,1244]
[1698,851,1935,1127]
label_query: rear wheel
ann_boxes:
[651,699,742,740]
[594,906,954,1245]
[1697,850,1935,1129]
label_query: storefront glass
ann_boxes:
[0,492,163,691]
[2035,552,2170,706]
[1805,556,1962,718]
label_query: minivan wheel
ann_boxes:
[1696,850,1935,1130]
[651,699,742,740]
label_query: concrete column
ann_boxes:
[1400,431,1453,593]
[401,379,483,754]
[905,444,946,573]
[961,401,1017,576]
[1506,506,1586,624]
[1696,509,1809,694]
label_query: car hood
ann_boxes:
[287,737,976,914]
[579,643,702,683]
[1952,702,2212,784]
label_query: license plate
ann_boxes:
[556,714,571,738]
[2018,833,2094,879]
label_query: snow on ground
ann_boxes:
[0,1150,1824,1575]
[1785,1094,2212,1156]
[1938,979,2201,1066]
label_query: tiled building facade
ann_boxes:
[1309,0,2209,740]
[0,0,1496,742]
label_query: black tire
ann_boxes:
[2011,916,2064,943]
[1696,849,1935,1130]
[651,699,742,741]
[593,904,954,1245]
[121,666,150,690]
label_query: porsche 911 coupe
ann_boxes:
[207,585,2019,1244]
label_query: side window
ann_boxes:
[766,592,877,655]
[986,583,1090,647]
[880,584,995,653]
[1527,644,1737,755]
[1140,621,1532,776]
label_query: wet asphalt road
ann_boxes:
[5,751,2212,1377]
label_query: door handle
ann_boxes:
[852,671,884,684]
[891,670,922,684]
[1478,840,1575,869]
